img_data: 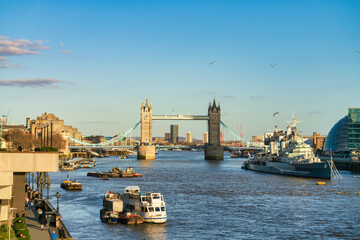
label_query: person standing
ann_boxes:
[42,209,46,230]
[37,207,44,230]
[50,230,57,240]
[46,214,51,229]
[58,227,66,239]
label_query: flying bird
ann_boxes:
[355,50,360,54]
[270,64,276,69]
[273,112,279,117]
[208,60,216,65]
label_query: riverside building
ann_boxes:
[27,112,81,144]
[186,132,193,143]
[324,108,360,152]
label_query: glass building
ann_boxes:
[170,124,179,143]
[324,108,360,152]
[348,108,360,150]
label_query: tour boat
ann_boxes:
[100,191,123,224]
[122,186,167,223]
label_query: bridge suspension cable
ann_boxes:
[67,120,141,146]
[220,121,264,148]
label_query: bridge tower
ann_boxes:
[138,99,156,160]
[205,99,224,160]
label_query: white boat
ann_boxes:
[122,186,167,223]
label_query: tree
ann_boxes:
[3,130,66,152]
[3,130,35,151]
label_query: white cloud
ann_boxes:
[0,62,19,68]
[58,49,72,54]
[249,96,265,99]
[0,46,38,56]
[0,78,72,88]
[0,37,50,56]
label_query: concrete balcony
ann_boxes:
[0,152,59,222]
[0,152,59,172]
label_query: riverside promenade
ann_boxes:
[24,185,72,240]
[25,207,54,239]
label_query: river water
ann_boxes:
[47,151,360,239]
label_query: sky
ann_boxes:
[0,0,359,140]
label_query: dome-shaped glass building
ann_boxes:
[324,108,360,152]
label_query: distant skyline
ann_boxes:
[1,0,359,140]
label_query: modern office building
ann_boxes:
[164,133,171,141]
[203,132,208,144]
[324,108,360,152]
[170,125,179,143]
[185,132,193,143]
[1,115,6,126]
[348,108,360,150]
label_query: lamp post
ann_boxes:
[43,125,46,147]
[46,123,49,147]
[8,207,17,240]
[31,173,34,190]
[40,126,43,147]
[56,192,60,214]
[50,120,53,150]
[46,183,50,200]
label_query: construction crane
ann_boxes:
[221,127,225,143]
[155,127,162,143]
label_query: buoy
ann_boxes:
[317,181,326,185]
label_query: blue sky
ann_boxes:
[0,0,359,140]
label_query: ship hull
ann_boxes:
[244,161,331,179]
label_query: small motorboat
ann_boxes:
[60,175,82,190]
[100,209,120,223]
[316,181,326,185]
[118,213,144,225]
[121,167,135,178]
[60,180,82,190]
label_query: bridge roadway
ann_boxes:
[68,145,262,151]
[152,115,209,120]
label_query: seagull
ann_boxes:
[270,64,276,69]
[273,112,279,117]
[208,60,216,65]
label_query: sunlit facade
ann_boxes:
[324,108,360,152]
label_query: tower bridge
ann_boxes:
[66,98,263,160]
[138,98,223,160]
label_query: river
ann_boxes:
[48,151,360,239]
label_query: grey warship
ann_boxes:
[243,116,332,179]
